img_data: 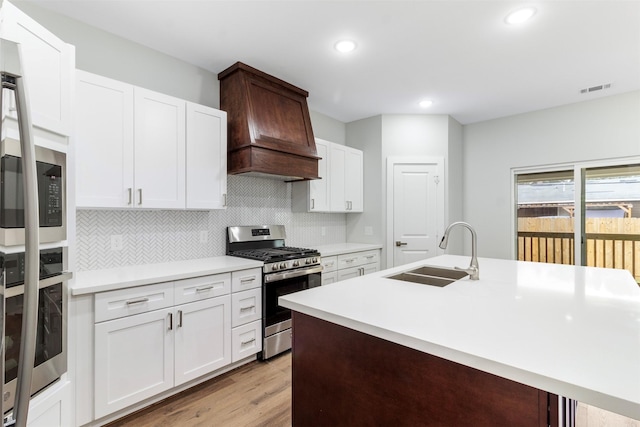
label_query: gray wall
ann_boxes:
[463,90,640,259]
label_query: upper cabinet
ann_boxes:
[0,1,74,138]
[218,62,319,181]
[292,139,363,213]
[75,70,226,210]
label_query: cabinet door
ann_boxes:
[134,88,186,208]
[186,103,227,209]
[0,2,73,136]
[231,320,262,362]
[94,308,174,418]
[361,263,379,276]
[329,144,347,212]
[308,139,330,211]
[174,295,231,386]
[337,266,361,282]
[322,271,338,286]
[345,147,364,212]
[76,71,134,208]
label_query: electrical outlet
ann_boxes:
[110,235,123,251]
[199,231,208,243]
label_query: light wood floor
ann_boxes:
[106,352,292,427]
[106,351,639,427]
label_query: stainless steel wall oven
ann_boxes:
[1,248,70,413]
[227,225,321,360]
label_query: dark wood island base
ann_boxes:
[291,312,558,426]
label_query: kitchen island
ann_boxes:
[279,255,640,425]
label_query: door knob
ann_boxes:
[395,241,407,247]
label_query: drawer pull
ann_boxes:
[240,277,256,284]
[325,262,334,267]
[365,255,374,259]
[241,338,256,346]
[195,285,215,292]
[240,305,255,312]
[344,258,356,263]
[126,297,149,305]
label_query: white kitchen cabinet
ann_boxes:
[94,273,234,418]
[321,256,338,285]
[94,307,174,418]
[291,138,330,212]
[133,87,186,209]
[76,71,226,210]
[76,71,134,208]
[174,296,231,386]
[0,1,73,137]
[334,249,380,282]
[230,269,262,362]
[186,102,227,209]
[293,139,363,213]
[330,144,363,212]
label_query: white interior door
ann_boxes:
[389,160,444,267]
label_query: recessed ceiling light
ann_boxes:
[334,40,357,53]
[505,7,536,25]
[419,100,433,108]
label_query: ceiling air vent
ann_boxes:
[580,83,611,94]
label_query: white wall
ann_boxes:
[463,91,640,259]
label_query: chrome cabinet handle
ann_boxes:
[223,193,227,207]
[311,198,315,209]
[195,285,215,292]
[126,297,149,305]
[138,188,143,205]
[178,310,183,328]
[240,277,255,284]
[127,188,133,205]
[395,241,407,247]
[240,305,255,312]
[168,312,173,330]
[241,338,256,346]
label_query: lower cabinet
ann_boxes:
[93,269,260,419]
[321,249,381,284]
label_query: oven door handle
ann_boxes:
[264,265,323,283]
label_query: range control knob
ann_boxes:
[280,262,287,269]
[271,264,279,272]
[292,260,300,267]
[305,258,312,265]
[312,257,318,263]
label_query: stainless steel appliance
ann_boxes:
[1,38,70,426]
[0,137,66,246]
[226,225,321,359]
[1,248,70,413]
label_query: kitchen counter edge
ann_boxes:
[70,256,264,295]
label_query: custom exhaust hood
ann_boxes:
[218,62,320,181]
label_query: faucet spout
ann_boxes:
[439,221,479,280]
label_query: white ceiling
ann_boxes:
[23,0,640,124]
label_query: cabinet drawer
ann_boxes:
[321,256,337,273]
[359,250,380,265]
[337,253,363,269]
[95,282,174,323]
[231,268,262,292]
[174,273,231,305]
[231,288,262,327]
[232,320,262,362]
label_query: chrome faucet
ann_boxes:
[439,221,479,280]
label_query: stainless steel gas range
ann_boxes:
[226,225,322,360]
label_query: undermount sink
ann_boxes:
[387,265,469,287]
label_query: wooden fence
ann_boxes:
[517,218,640,283]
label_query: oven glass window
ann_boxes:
[264,273,321,328]
[4,283,64,384]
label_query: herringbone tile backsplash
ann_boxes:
[76,175,346,271]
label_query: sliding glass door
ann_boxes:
[515,162,640,284]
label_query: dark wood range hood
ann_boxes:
[218,62,320,181]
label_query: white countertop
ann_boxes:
[279,255,640,420]
[313,242,382,257]
[71,256,263,295]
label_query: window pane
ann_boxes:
[516,170,575,265]
[583,164,640,283]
